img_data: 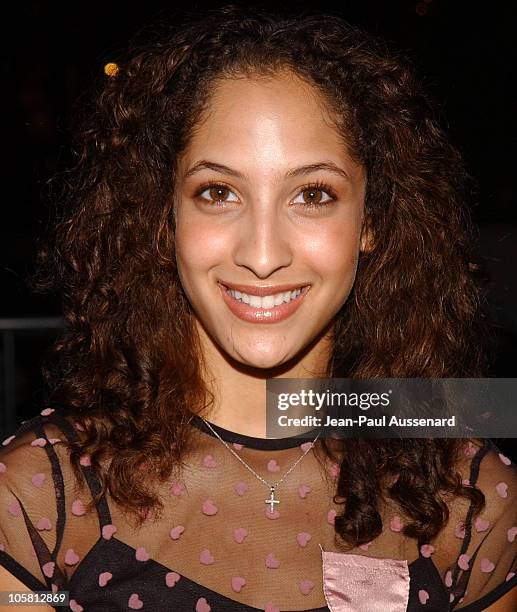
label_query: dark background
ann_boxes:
[1,1,516,456]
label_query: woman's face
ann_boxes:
[174,70,368,370]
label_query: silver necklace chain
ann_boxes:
[199,416,321,512]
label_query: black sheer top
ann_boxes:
[0,408,516,611]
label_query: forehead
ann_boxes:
[178,70,361,179]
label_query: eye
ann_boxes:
[195,182,239,206]
[193,180,337,210]
[292,182,337,209]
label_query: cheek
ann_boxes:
[300,222,361,284]
[175,217,229,278]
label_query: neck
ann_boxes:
[195,321,333,438]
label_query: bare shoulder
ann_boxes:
[465,440,517,518]
[454,439,517,495]
[0,565,54,611]
[436,440,517,609]
[0,414,72,476]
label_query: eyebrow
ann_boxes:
[183,160,351,182]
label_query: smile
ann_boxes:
[218,282,311,323]
[228,287,303,308]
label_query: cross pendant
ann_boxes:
[265,486,280,513]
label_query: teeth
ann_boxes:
[227,287,304,308]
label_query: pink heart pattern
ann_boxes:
[234,482,248,496]
[480,557,495,573]
[418,589,429,604]
[444,570,453,587]
[72,499,86,516]
[474,517,490,532]
[165,572,181,587]
[265,507,280,520]
[328,463,340,478]
[202,499,218,515]
[202,454,217,468]
[420,544,435,558]
[296,532,311,547]
[458,554,470,571]
[65,548,80,565]
[31,437,47,447]
[69,600,83,612]
[7,501,21,516]
[389,515,403,532]
[40,407,55,416]
[31,473,45,488]
[498,453,511,465]
[327,509,336,525]
[231,576,246,592]
[36,517,52,531]
[99,572,113,587]
[496,482,508,498]
[135,547,150,561]
[170,482,185,496]
[298,484,311,499]
[507,526,517,543]
[102,524,117,540]
[196,598,211,612]
[42,561,55,578]
[128,593,143,609]
[454,522,466,539]
[264,602,280,612]
[200,549,215,565]
[0,462,6,473]
[265,552,280,568]
[300,441,313,452]
[79,454,91,467]
[169,525,185,540]
[299,579,314,595]
[267,459,280,473]
[234,527,248,543]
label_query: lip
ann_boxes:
[218,282,311,324]
[218,281,311,297]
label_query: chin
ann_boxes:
[231,343,295,370]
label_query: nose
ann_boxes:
[232,203,293,279]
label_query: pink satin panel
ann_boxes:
[321,549,410,612]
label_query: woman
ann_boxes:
[0,5,516,611]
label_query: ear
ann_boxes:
[360,215,375,254]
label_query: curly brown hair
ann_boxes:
[29,4,489,547]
